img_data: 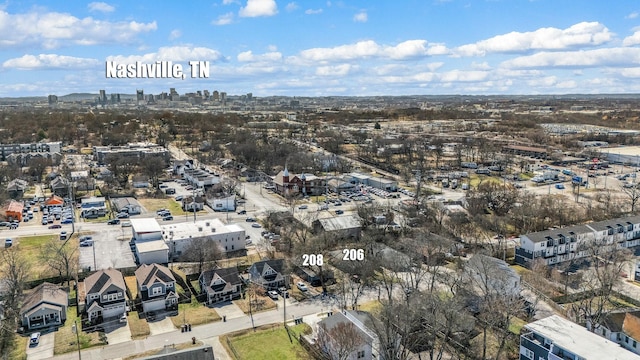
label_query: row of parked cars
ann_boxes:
[156,208,173,221]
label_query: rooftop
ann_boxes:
[161,218,243,241]
[136,240,169,253]
[131,218,163,234]
[525,315,640,360]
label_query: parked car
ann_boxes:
[296,282,308,292]
[245,217,256,222]
[251,223,261,228]
[80,239,94,247]
[107,219,120,225]
[9,223,18,229]
[278,287,289,298]
[5,238,12,247]
[335,210,344,215]
[119,314,127,323]
[0,222,9,227]
[298,205,308,210]
[121,221,132,227]
[175,195,183,201]
[162,215,174,221]
[267,290,279,300]
[59,231,68,240]
[555,184,565,190]
[116,212,129,219]
[48,224,62,229]
[237,210,247,215]
[29,332,40,347]
[156,208,168,215]
[61,218,73,224]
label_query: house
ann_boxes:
[111,197,142,214]
[313,215,362,240]
[83,268,127,322]
[317,310,380,360]
[521,315,640,360]
[49,177,69,197]
[181,195,205,212]
[516,215,640,267]
[80,196,107,218]
[465,254,521,297]
[20,282,68,331]
[198,267,243,305]
[588,310,640,355]
[248,259,288,291]
[135,264,178,314]
[5,200,23,221]
[132,175,149,188]
[6,179,28,199]
[172,159,194,176]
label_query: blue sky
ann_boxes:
[2,0,640,97]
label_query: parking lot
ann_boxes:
[77,222,136,271]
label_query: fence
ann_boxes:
[226,336,241,360]
[521,280,566,315]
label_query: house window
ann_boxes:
[626,335,629,344]
[634,340,637,347]
[356,350,365,358]
[522,348,534,359]
[152,287,163,296]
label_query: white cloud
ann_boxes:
[285,2,298,12]
[3,54,100,70]
[169,29,182,40]
[471,61,491,70]
[237,50,282,62]
[222,0,239,4]
[627,12,639,19]
[239,0,278,17]
[212,12,234,25]
[316,64,354,76]
[88,2,115,13]
[455,22,613,56]
[439,70,488,82]
[501,47,640,68]
[106,46,224,63]
[297,39,446,63]
[0,10,156,49]
[623,29,640,46]
[305,9,323,15]
[353,11,367,23]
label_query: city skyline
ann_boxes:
[2,1,640,97]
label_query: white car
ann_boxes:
[296,282,308,292]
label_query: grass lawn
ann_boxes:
[128,312,150,339]
[9,333,29,360]
[124,276,138,300]
[358,300,382,314]
[509,317,527,334]
[2,234,77,280]
[54,307,106,355]
[138,198,187,216]
[170,302,221,328]
[224,324,312,360]
[233,295,277,315]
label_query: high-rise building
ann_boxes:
[220,92,227,102]
[99,90,107,104]
[203,90,210,100]
[212,91,219,101]
[246,93,252,101]
[136,90,144,105]
[48,95,58,105]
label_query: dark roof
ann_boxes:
[135,264,175,288]
[523,224,595,244]
[200,267,242,293]
[250,259,284,274]
[21,282,67,315]
[84,268,125,295]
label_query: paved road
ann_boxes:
[50,297,339,360]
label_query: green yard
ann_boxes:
[54,307,106,355]
[137,198,188,216]
[127,312,151,339]
[169,302,221,328]
[224,324,312,360]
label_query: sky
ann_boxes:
[2,0,640,97]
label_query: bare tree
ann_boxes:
[621,182,640,213]
[140,156,167,189]
[317,321,366,360]
[39,238,77,287]
[181,238,223,274]
[0,248,31,358]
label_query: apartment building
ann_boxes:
[516,215,640,267]
[0,142,61,161]
[520,315,640,360]
[93,142,168,165]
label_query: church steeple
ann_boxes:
[283,165,289,183]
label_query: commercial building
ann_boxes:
[93,142,168,165]
[598,146,640,166]
[162,219,245,258]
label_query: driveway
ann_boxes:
[148,317,175,336]
[103,321,132,345]
[26,332,54,360]
[212,302,246,320]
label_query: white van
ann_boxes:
[29,332,40,346]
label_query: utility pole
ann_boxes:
[72,320,82,360]
[414,169,422,209]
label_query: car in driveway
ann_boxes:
[251,223,261,228]
[267,290,279,300]
[29,332,40,347]
[296,282,308,292]
[116,212,129,219]
[48,224,62,229]
[278,287,289,298]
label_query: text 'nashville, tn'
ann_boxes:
[105,61,210,79]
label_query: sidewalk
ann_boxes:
[50,299,336,360]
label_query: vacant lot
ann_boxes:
[3,234,78,280]
[224,324,312,360]
[138,198,187,215]
[170,302,221,327]
[234,295,277,315]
